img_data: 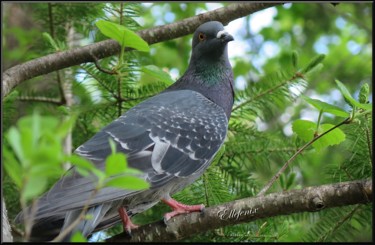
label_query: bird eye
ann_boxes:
[198,33,205,41]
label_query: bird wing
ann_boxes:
[32,90,228,219]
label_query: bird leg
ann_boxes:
[161,198,205,221]
[118,207,138,235]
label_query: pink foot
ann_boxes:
[161,198,205,221]
[118,207,139,235]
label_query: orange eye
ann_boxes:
[198,33,205,41]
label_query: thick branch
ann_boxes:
[2,3,281,99]
[107,179,372,242]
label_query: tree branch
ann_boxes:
[106,179,372,242]
[2,2,282,99]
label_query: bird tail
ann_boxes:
[58,203,113,241]
[14,203,113,242]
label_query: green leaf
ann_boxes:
[68,155,95,173]
[42,32,59,51]
[3,148,22,188]
[67,154,95,177]
[301,95,349,117]
[304,63,324,78]
[7,127,25,165]
[70,231,87,242]
[105,153,127,176]
[300,54,325,73]
[359,83,370,104]
[313,124,346,151]
[23,175,48,202]
[108,138,117,155]
[292,50,299,68]
[95,20,150,52]
[292,119,316,142]
[286,172,296,189]
[292,120,346,151]
[335,80,372,111]
[279,173,285,189]
[29,163,63,178]
[141,65,174,85]
[105,176,150,190]
[56,115,76,138]
[91,168,106,188]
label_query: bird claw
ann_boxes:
[162,198,205,224]
[124,221,139,237]
[118,207,138,237]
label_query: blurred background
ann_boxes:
[2,2,372,242]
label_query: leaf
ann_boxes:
[7,127,25,165]
[70,231,87,242]
[141,65,174,85]
[292,119,316,142]
[105,176,150,190]
[359,83,370,104]
[335,80,372,111]
[292,120,346,151]
[95,20,149,52]
[91,168,106,188]
[304,63,324,78]
[108,138,117,155]
[292,50,299,68]
[300,54,325,73]
[56,115,76,138]
[301,95,349,117]
[23,175,48,202]
[313,123,346,151]
[29,163,63,178]
[3,148,22,188]
[286,172,296,189]
[279,173,285,189]
[68,155,95,170]
[42,32,59,51]
[105,153,127,176]
[68,155,96,177]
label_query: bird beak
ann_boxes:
[217,30,234,43]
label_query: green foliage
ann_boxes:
[301,95,349,117]
[335,80,372,111]
[3,111,74,202]
[292,119,346,151]
[95,20,150,52]
[141,65,175,85]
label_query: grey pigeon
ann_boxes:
[15,20,234,241]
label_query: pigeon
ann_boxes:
[15,20,234,241]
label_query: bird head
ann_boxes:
[191,21,234,62]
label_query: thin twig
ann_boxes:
[257,117,351,196]
[91,53,118,75]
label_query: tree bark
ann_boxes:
[107,179,372,242]
[2,2,282,99]
[2,198,13,242]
